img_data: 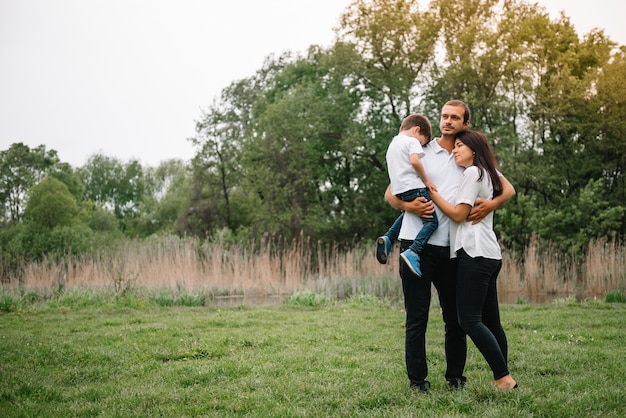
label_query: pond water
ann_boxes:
[209,292,576,307]
[210,294,291,306]
[498,292,572,305]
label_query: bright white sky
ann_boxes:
[1,0,625,167]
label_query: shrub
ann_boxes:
[49,224,94,256]
[150,291,206,307]
[2,222,94,261]
[0,292,18,312]
[23,176,79,228]
[151,292,175,307]
[604,290,626,303]
[287,290,330,307]
[177,293,206,307]
[88,206,120,232]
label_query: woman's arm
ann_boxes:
[429,189,472,223]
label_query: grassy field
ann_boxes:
[1,292,625,417]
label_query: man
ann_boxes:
[384,100,515,392]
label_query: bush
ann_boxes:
[48,224,94,256]
[23,177,79,228]
[604,290,626,303]
[151,292,175,307]
[177,293,206,307]
[287,290,331,307]
[150,291,206,307]
[1,222,94,261]
[0,292,18,312]
[88,206,120,232]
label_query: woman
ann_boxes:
[429,130,518,390]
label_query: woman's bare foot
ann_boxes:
[495,374,518,390]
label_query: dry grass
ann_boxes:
[499,235,626,301]
[3,235,625,302]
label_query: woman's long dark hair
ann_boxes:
[455,130,503,197]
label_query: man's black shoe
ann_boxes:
[447,377,467,390]
[410,380,430,393]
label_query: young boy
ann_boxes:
[376,113,437,277]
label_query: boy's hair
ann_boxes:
[400,114,432,142]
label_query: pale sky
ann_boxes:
[1,0,625,167]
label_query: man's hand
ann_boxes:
[405,197,436,218]
[467,199,495,224]
[467,176,516,224]
[385,185,435,218]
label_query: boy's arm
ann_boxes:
[467,175,516,223]
[410,154,436,191]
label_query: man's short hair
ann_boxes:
[444,100,471,124]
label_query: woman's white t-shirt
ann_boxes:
[450,166,501,260]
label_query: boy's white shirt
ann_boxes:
[398,139,464,247]
[386,133,426,195]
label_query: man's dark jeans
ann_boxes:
[399,240,466,387]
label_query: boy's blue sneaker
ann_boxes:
[376,236,392,264]
[401,249,422,277]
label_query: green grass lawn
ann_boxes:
[1,293,625,417]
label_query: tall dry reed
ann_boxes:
[3,235,625,302]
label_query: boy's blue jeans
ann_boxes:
[385,187,438,255]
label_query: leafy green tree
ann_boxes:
[513,17,617,248]
[337,0,441,121]
[189,47,382,244]
[423,0,544,153]
[583,46,626,211]
[2,221,94,263]
[324,0,441,242]
[528,180,625,250]
[241,47,410,244]
[187,76,254,237]
[0,176,93,266]
[134,159,191,237]
[0,143,59,223]
[415,0,624,251]
[78,154,122,208]
[23,177,79,229]
[182,0,625,254]
[49,162,84,202]
[78,155,145,231]
[86,204,120,233]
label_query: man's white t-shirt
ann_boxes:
[386,133,426,195]
[398,139,464,247]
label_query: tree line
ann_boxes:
[1,0,625,275]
